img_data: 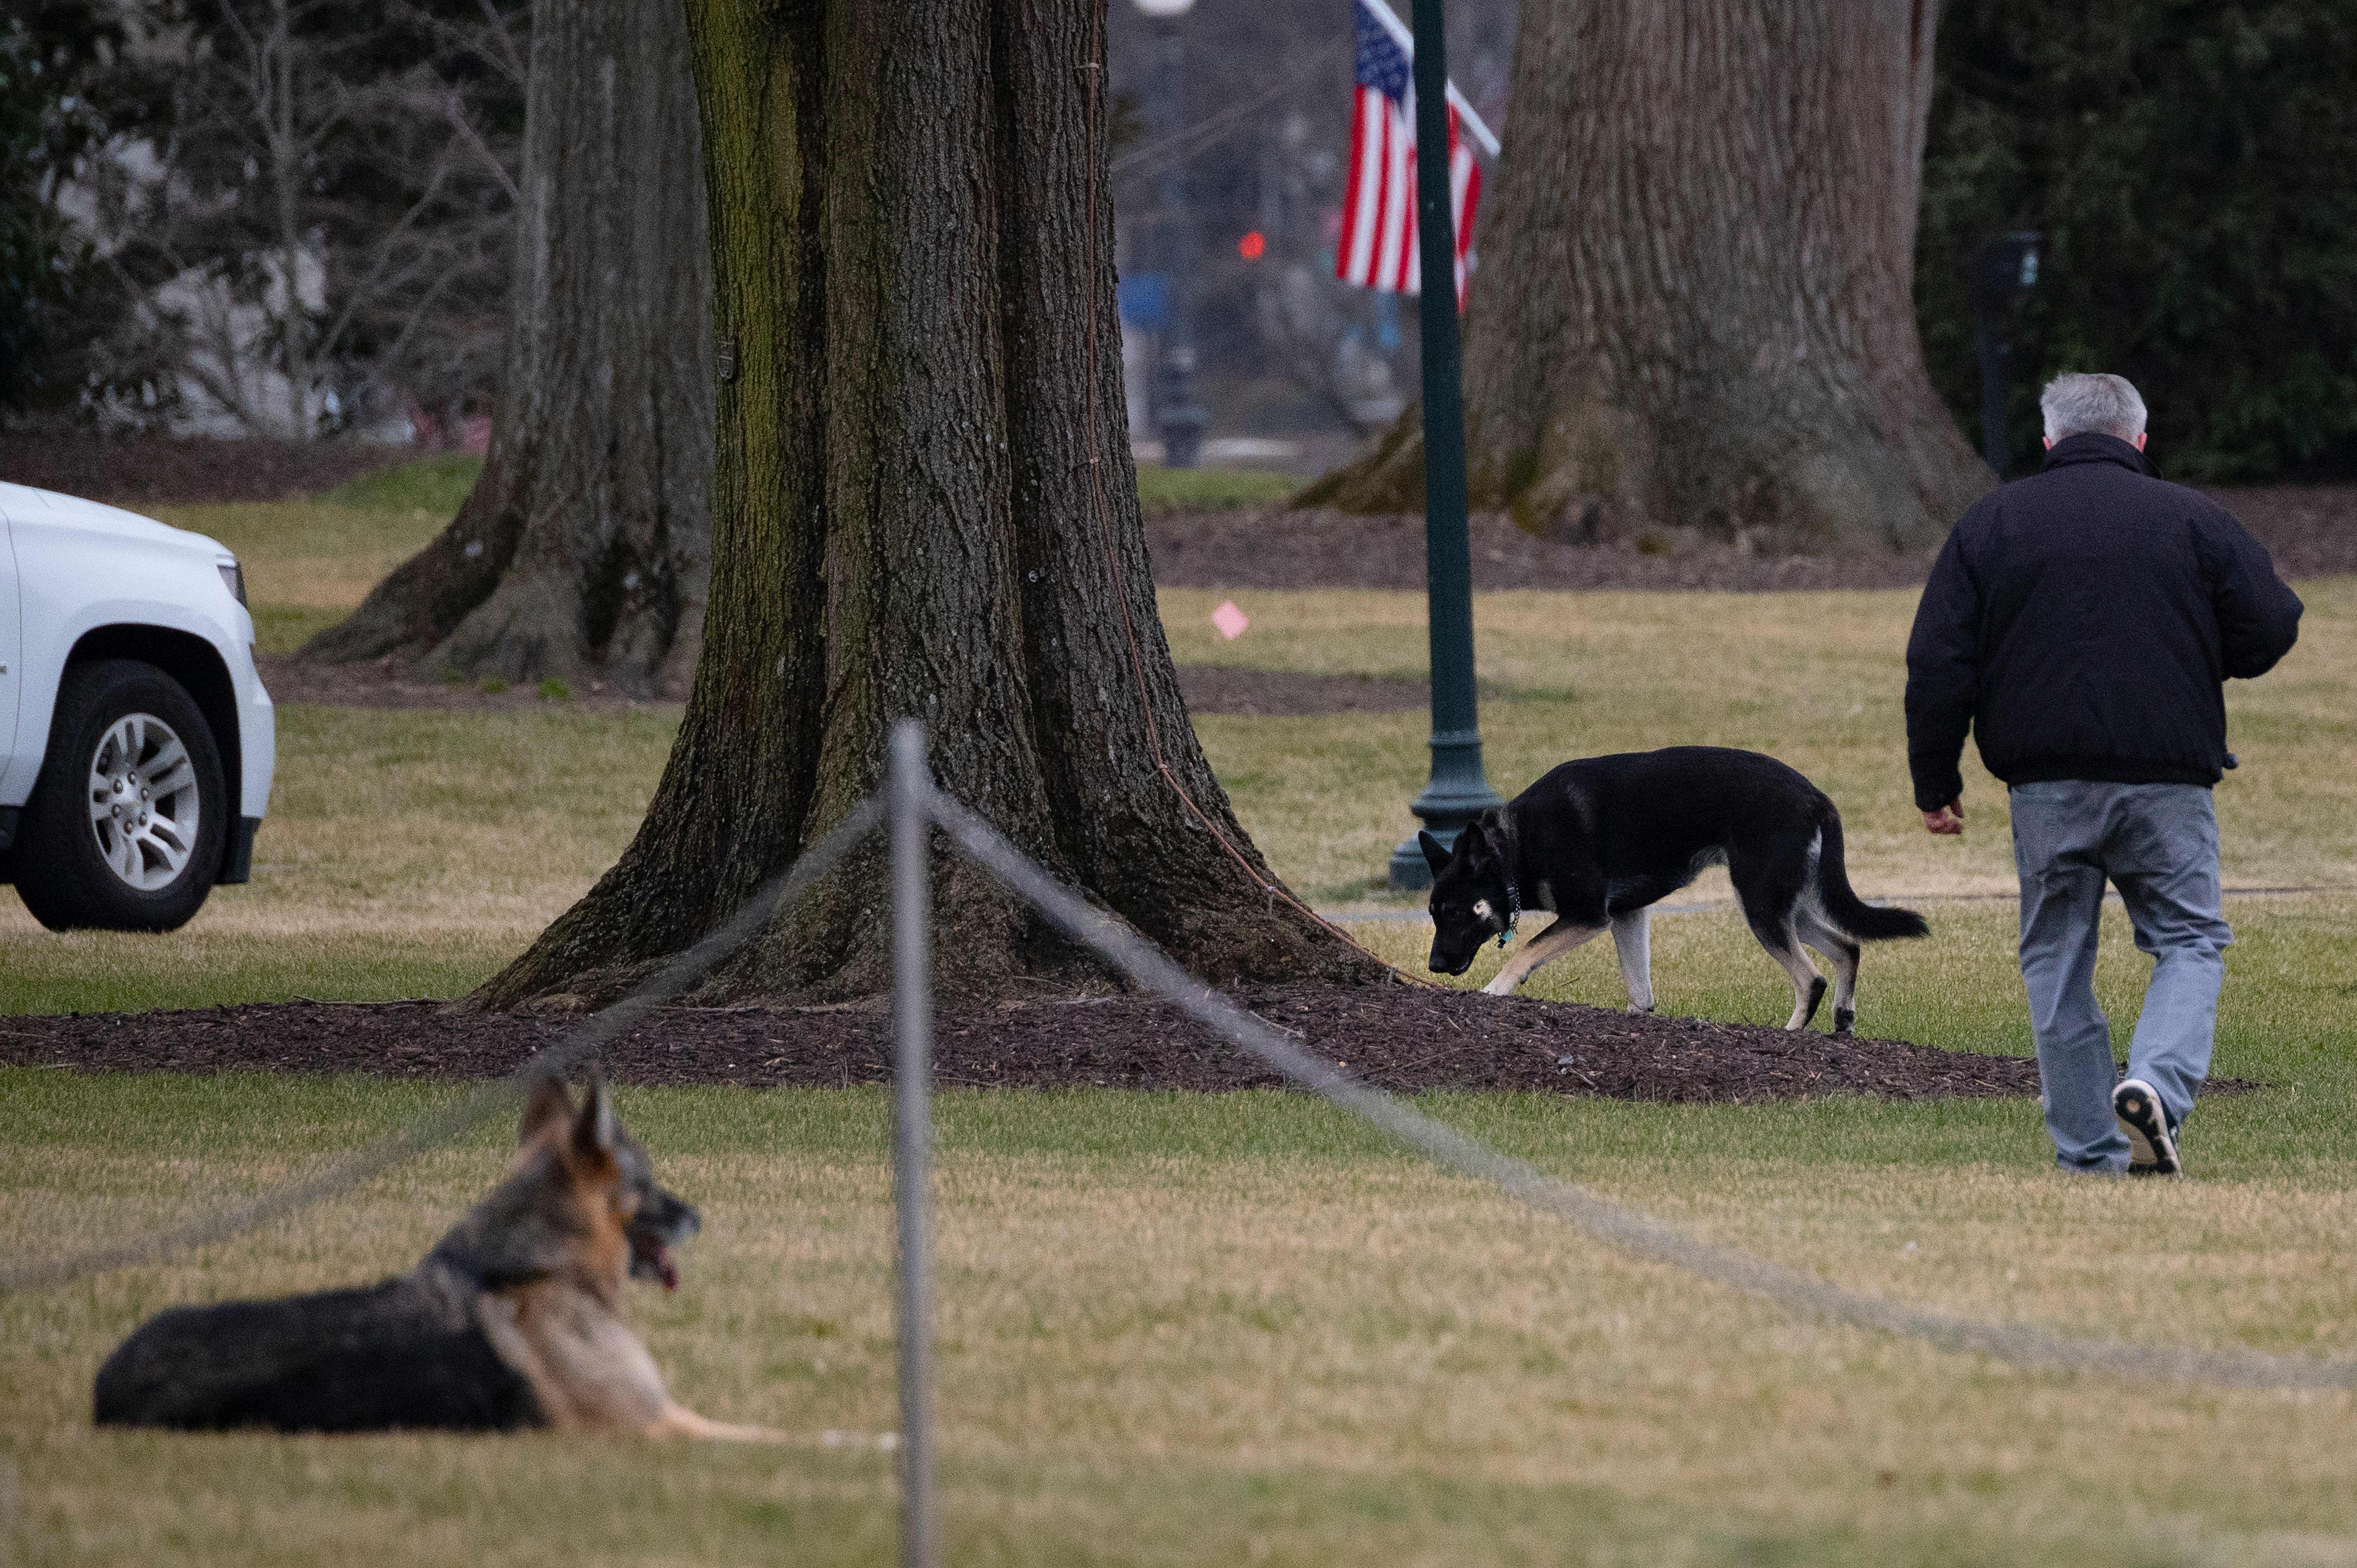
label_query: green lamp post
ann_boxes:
[1387,0,1502,892]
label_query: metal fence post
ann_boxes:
[889,720,936,1568]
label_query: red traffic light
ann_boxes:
[1237,230,1266,261]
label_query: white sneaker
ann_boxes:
[2113,1078,2182,1178]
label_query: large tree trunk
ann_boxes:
[475,0,1378,1009]
[1303,0,1991,553]
[303,0,711,695]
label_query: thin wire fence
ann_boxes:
[922,784,2357,1395]
[9,740,2355,1420]
[0,797,883,1295]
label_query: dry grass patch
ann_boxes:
[1175,576,2357,904]
[0,705,676,1012]
[0,496,2348,1563]
[9,1076,2357,1566]
[1340,892,2357,1067]
[4,501,2346,1028]
[152,502,449,655]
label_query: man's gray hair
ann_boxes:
[2040,373,2148,443]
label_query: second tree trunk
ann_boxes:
[305,0,712,695]
[1306,0,1991,553]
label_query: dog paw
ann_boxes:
[1624,1003,1654,1015]
[1832,1007,1855,1037]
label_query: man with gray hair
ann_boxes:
[1905,373,2302,1176]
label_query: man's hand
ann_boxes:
[1922,801,1965,836]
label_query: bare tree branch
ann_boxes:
[60,0,525,438]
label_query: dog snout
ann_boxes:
[658,1190,700,1243]
[633,1188,700,1245]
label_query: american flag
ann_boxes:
[1335,0,1490,305]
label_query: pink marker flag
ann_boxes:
[1211,600,1250,641]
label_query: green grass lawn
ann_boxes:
[0,705,676,1014]
[9,1062,2357,1567]
[159,498,452,653]
[1168,580,2357,906]
[5,474,2356,1564]
[1135,463,1297,513]
[154,457,1297,656]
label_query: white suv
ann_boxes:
[0,482,276,930]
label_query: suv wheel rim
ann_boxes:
[85,713,201,891]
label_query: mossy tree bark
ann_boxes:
[1302,0,1991,553]
[475,0,1377,1008]
[304,0,712,696]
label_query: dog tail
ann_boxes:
[1814,808,1929,943]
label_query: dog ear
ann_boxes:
[1457,819,1489,864]
[572,1066,617,1160]
[1418,830,1451,877]
[519,1075,574,1148]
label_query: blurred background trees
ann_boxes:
[2,0,523,439]
[1104,0,1513,461]
[4,0,2354,493]
[1917,0,2357,482]
[304,0,710,695]
[0,1,122,412]
[1304,0,1991,552]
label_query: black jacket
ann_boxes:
[1905,433,2302,810]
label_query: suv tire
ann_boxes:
[15,659,228,931]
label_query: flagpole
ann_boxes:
[1388,0,1502,890]
[1356,0,1499,157]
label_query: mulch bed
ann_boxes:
[1173,666,1429,717]
[1147,488,2357,593]
[1148,508,1941,594]
[0,435,413,506]
[254,653,677,713]
[258,652,1427,719]
[0,985,2064,1104]
[2215,485,2357,581]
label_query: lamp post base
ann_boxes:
[1158,412,1206,470]
[1155,357,1207,471]
[1387,729,1504,891]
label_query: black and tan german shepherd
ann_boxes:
[1422,746,1928,1032]
[94,1072,779,1439]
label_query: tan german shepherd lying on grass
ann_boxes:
[95,1071,780,1440]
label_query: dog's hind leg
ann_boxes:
[1481,917,1606,996]
[1797,911,1861,1035]
[1764,937,1827,1030]
[1610,909,1654,1014]
[1730,849,1825,1030]
[646,1402,794,1443]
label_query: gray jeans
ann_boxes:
[2009,781,2232,1172]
